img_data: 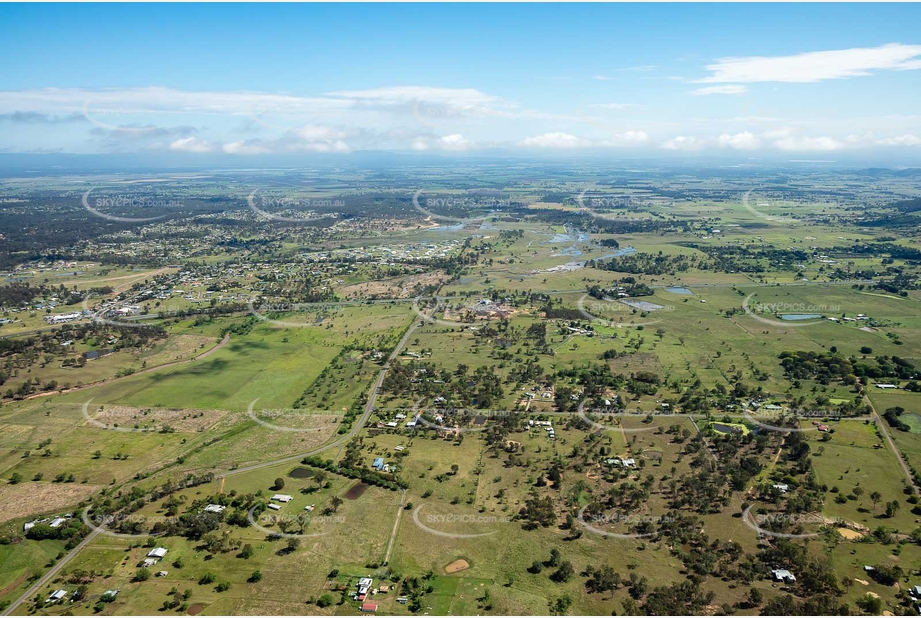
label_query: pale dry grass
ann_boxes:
[0,481,101,524]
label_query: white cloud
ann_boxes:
[438,134,473,151]
[661,136,705,151]
[717,131,760,150]
[222,141,271,155]
[597,131,650,147]
[772,135,846,151]
[592,75,614,81]
[691,85,748,96]
[877,134,921,147]
[520,132,588,148]
[699,43,921,83]
[169,137,215,153]
[288,125,350,141]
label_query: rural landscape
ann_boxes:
[2,2,921,616]
[1,164,920,616]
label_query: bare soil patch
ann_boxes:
[445,559,470,574]
[187,603,206,615]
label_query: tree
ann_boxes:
[548,548,561,567]
[551,560,574,583]
[247,570,262,583]
[885,500,901,518]
[239,544,254,559]
[8,472,23,484]
[329,496,343,513]
[134,567,151,582]
[272,478,285,491]
[316,594,334,608]
[870,491,882,511]
[747,587,763,607]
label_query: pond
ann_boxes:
[664,287,694,295]
[780,313,822,321]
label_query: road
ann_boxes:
[1,311,426,616]
[864,393,916,488]
[221,311,423,478]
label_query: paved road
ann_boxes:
[1,529,100,616]
[1,313,426,616]
[221,312,423,478]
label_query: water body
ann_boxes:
[428,223,465,233]
[780,313,823,321]
[598,246,637,259]
[557,246,583,257]
[664,286,693,295]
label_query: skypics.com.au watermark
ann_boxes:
[82,187,175,223]
[81,399,187,433]
[81,509,176,538]
[576,505,673,539]
[741,294,847,328]
[411,504,504,539]
[741,407,842,434]
[576,400,667,434]
[247,507,343,539]
[741,507,828,539]
[246,400,340,433]
[577,295,673,329]
[247,188,342,225]
[412,189,511,223]
[247,299,336,328]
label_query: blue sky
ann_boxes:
[1,3,919,159]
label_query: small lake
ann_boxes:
[780,314,822,321]
[664,287,693,295]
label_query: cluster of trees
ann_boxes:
[779,349,917,383]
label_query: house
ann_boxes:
[372,458,385,471]
[877,384,898,389]
[357,577,373,596]
[394,445,405,452]
[910,585,921,598]
[272,494,293,503]
[817,424,829,432]
[147,547,168,559]
[142,558,158,568]
[385,421,398,428]
[102,590,119,600]
[361,602,378,612]
[204,504,226,514]
[772,569,796,584]
[772,484,789,494]
[379,585,390,593]
[49,518,66,528]
[156,571,168,577]
[46,590,67,604]
[267,503,281,511]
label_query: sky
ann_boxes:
[1,3,920,162]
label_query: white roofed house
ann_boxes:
[147,547,168,559]
[271,494,293,503]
